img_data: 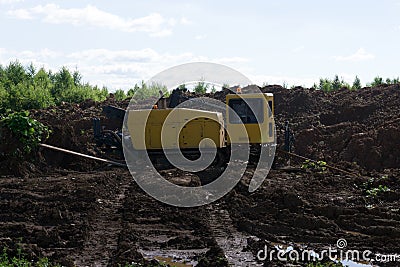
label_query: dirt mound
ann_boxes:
[261,84,400,170]
[3,84,397,175]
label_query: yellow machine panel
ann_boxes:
[226,93,274,144]
[127,108,225,150]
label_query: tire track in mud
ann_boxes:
[72,171,131,267]
[112,169,262,266]
[207,203,262,266]
[116,181,211,266]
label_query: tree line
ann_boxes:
[0,61,167,113]
[0,61,109,112]
[0,61,399,113]
[312,75,399,92]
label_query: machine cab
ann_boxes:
[226,93,274,144]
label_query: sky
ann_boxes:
[0,0,399,90]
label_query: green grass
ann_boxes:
[0,247,60,267]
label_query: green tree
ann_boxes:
[0,65,4,83]
[26,63,36,86]
[4,61,27,87]
[369,76,384,87]
[0,83,8,112]
[178,83,187,90]
[97,86,109,100]
[132,81,168,100]
[34,68,53,91]
[127,83,140,98]
[318,78,333,92]
[72,70,82,86]
[0,62,110,111]
[114,89,127,100]
[5,83,24,111]
[52,67,75,102]
[385,77,400,85]
[341,78,351,89]
[194,81,208,94]
[332,75,341,91]
[24,82,55,109]
[352,76,362,90]
[222,83,230,89]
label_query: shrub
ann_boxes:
[359,176,391,199]
[114,89,127,100]
[1,111,50,154]
[0,247,60,267]
[318,75,350,92]
[368,76,384,87]
[301,160,327,172]
[366,185,390,198]
[318,78,333,92]
[194,81,209,94]
[131,81,168,100]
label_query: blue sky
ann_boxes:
[0,0,399,90]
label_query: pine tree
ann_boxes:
[352,76,362,90]
[332,75,341,91]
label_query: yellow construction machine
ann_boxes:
[93,89,275,167]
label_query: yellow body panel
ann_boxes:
[226,93,274,144]
[127,108,225,150]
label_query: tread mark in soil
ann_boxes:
[207,203,262,266]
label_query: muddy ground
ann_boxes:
[0,85,399,266]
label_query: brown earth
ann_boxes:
[0,85,399,266]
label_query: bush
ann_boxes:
[131,81,168,100]
[1,111,50,154]
[318,78,333,92]
[369,76,384,87]
[301,160,327,172]
[194,81,209,94]
[318,75,350,92]
[114,89,127,100]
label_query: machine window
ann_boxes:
[268,100,273,117]
[228,98,264,124]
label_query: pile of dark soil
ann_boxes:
[260,84,400,171]
[2,84,399,175]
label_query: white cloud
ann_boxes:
[195,34,207,40]
[215,57,249,64]
[180,17,192,25]
[333,48,375,62]
[7,4,187,37]
[67,48,202,64]
[0,48,60,71]
[0,47,251,90]
[292,45,305,53]
[7,8,31,19]
[249,74,317,88]
[0,0,23,4]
